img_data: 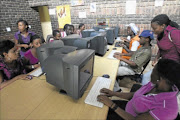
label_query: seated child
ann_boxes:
[24,35,41,70]
[49,30,61,42]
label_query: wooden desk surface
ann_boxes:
[0,43,122,120]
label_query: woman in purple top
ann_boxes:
[24,35,41,70]
[0,40,32,89]
[97,59,180,120]
[14,19,35,57]
[151,14,180,65]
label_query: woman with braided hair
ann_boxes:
[142,14,180,85]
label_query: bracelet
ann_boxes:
[112,104,118,111]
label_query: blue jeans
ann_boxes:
[141,70,152,85]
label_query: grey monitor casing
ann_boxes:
[43,49,95,99]
[37,40,77,69]
[61,34,91,49]
[81,29,95,38]
[89,32,107,56]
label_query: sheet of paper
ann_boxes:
[116,37,122,42]
[49,8,56,15]
[90,3,96,12]
[155,0,164,6]
[126,0,136,14]
[79,12,86,18]
[107,50,121,60]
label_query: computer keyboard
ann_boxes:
[115,42,121,47]
[107,50,120,60]
[30,67,43,77]
[84,77,112,108]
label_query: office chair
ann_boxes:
[116,59,150,83]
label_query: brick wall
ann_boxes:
[0,0,43,41]
[1,0,180,41]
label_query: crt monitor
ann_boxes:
[81,29,95,38]
[99,28,115,45]
[61,34,91,49]
[43,49,95,99]
[37,40,77,69]
[89,31,107,56]
[112,26,120,39]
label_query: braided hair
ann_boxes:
[151,14,179,29]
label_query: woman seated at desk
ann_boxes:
[97,59,180,120]
[0,40,32,89]
[24,35,41,70]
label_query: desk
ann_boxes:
[0,44,122,120]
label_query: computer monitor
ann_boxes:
[89,32,108,56]
[37,40,77,69]
[112,26,120,39]
[61,34,91,49]
[99,28,115,45]
[81,29,95,38]
[43,49,95,99]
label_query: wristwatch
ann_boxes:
[31,65,34,69]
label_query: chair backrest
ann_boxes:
[139,59,150,75]
[46,35,53,43]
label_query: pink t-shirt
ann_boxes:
[126,82,179,120]
[24,50,39,65]
[157,25,180,63]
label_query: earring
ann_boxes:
[157,80,159,82]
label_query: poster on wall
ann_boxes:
[56,5,71,28]
[90,3,96,13]
[71,0,85,6]
[126,0,136,14]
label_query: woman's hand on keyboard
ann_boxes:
[100,88,114,97]
[97,95,113,107]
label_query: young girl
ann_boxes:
[0,40,31,89]
[142,14,180,85]
[14,19,36,57]
[98,59,180,120]
[76,23,85,38]
[49,30,61,42]
[151,14,180,65]
[24,35,41,69]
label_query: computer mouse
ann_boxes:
[113,48,117,50]
[102,74,110,78]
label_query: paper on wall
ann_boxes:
[90,3,96,12]
[49,9,56,15]
[79,12,86,18]
[126,0,136,14]
[155,0,164,6]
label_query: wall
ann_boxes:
[0,0,43,41]
[0,0,180,41]
[28,0,180,35]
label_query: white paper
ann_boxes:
[155,0,164,6]
[90,3,96,12]
[107,50,120,60]
[126,0,136,14]
[6,27,11,32]
[49,8,56,15]
[79,12,86,18]
[116,37,123,42]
